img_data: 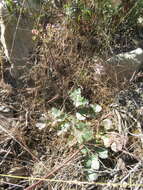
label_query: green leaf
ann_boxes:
[82,8,92,20]
[81,148,90,155]
[74,121,94,142]
[90,104,102,113]
[102,136,111,148]
[87,172,98,181]
[85,154,100,170]
[57,123,70,136]
[82,130,94,142]
[51,107,63,118]
[90,155,100,170]
[77,107,95,118]
[75,121,87,130]
[74,126,93,144]
[76,112,86,120]
[50,108,67,122]
[85,159,92,168]
[69,88,89,107]
[98,149,108,159]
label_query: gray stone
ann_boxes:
[105,48,143,82]
[0,1,37,86]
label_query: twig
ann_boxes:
[24,146,83,190]
[0,180,24,188]
[121,161,142,183]
[0,117,38,162]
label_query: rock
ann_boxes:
[105,48,143,83]
[0,1,37,86]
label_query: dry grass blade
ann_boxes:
[25,146,83,190]
[0,114,38,162]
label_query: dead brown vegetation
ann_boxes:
[0,1,143,189]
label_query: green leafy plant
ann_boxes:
[65,1,92,21]
[64,0,94,34]
[48,88,108,181]
[69,88,89,107]
[49,88,102,143]
[70,88,102,120]
[5,0,17,13]
[82,147,108,181]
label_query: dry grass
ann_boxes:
[0,1,143,189]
